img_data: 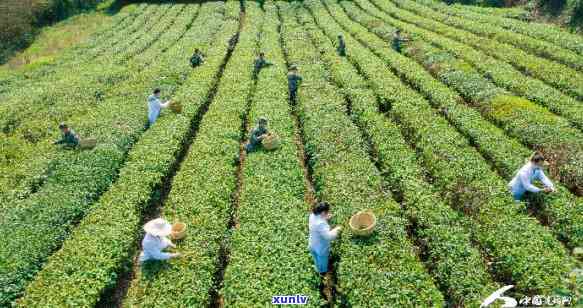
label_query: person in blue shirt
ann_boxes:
[147,88,171,127]
[508,152,555,202]
[308,202,342,276]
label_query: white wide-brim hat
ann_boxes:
[144,218,172,237]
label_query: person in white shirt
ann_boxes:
[308,202,342,275]
[139,218,181,263]
[508,152,555,202]
[147,88,171,126]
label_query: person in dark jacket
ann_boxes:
[53,123,79,148]
[244,117,269,153]
[287,65,302,103]
[391,29,409,53]
[337,34,346,57]
[190,49,205,68]
[253,52,273,77]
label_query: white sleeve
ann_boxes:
[521,169,541,193]
[161,236,173,248]
[536,169,554,190]
[143,237,172,260]
[318,223,339,241]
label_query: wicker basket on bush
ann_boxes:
[262,133,281,150]
[169,101,183,114]
[349,210,376,237]
[170,222,187,240]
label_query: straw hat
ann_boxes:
[144,218,172,237]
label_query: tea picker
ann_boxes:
[53,122,96,150]
[308,202,342,275]
[253,52,273,77]
[287,65,303,103]
[190,48,205,68]
[53,123,79,148]
[147,88,171,126]
[391,29,410,53]
[139,218,181,263]
[337,34,346,57]
[508,152,555,202]
[245,117,270,153]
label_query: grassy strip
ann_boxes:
[15,4,231,306]
[0,3,188,205]
[318,0,575,296]
[424,0,583,55]
[362,0,583,132]
[0,3,153,96]
[0,0,105,64]
[121,2,263,306]
[0,1,140,72]
[0,4,211,306]
[380,0,583,101]
[220,3,322,306]
[298,4,498,306]
[278,2,444,306]
[341,0,583,249]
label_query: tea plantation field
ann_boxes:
[1,0,582,307]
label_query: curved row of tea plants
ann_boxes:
[278,2,444,306]
[364,0,583,131]
[420,0,583,55]
[380,0,583,100]
[298,4,497,306]
[0,4,207,306]
[449,3,530,19]
[220,4,321,305]
[16,4,232,306]
[360,0,583,192]
[400,1,583,70]
[122,2,259,306]
[318,0,574,296]
[0,4,191,205]
[340,0,583,249]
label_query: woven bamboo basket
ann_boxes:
[349,210,376,237]
[169,101,183,114]
[170,222,187,240]
[262,133,281,150]
[79,138,97,150]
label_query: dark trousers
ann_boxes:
[289,90,297,103]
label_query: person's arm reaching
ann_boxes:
[536,169,555,192]
[318,223,341,241]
